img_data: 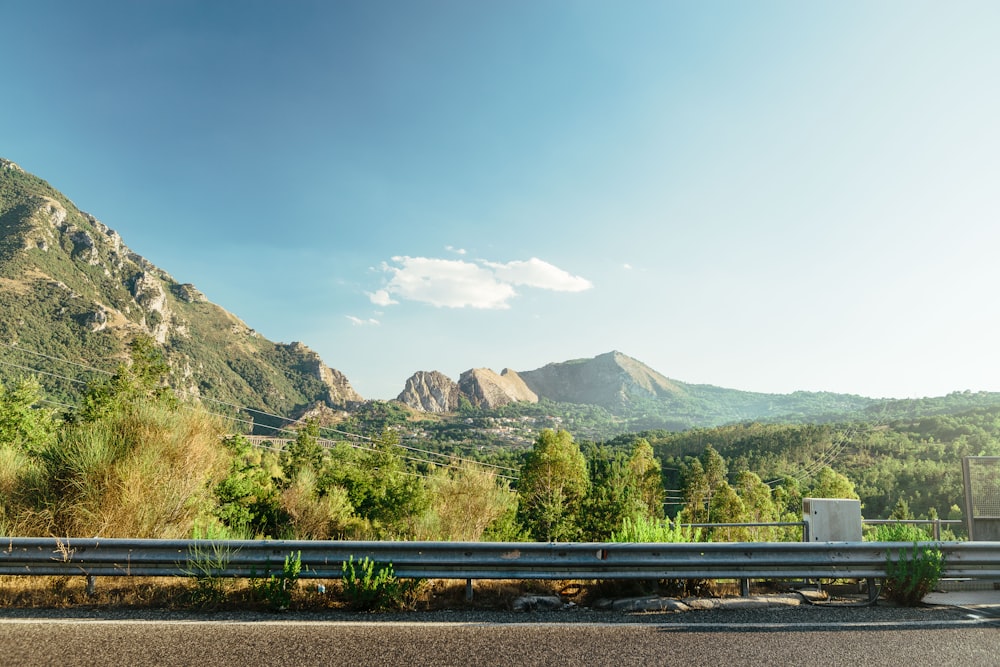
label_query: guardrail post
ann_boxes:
[740,578,750,597]
[866,577,878,605]
[465,579,474,601]
[86,575,96,596]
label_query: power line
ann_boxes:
[0,345,519,480]
[0,341,115,376]
[0,358,91,386]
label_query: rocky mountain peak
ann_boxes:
[518,350,685,409]
[282,342,363,406]
[397,371,461,413]
[458,367,538,409]
[398,367,539,413]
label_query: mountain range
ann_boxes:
[3,157,997,435]
[395,350,877,428]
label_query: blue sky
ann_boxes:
[3,1,999,400]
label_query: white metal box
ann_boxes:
[802,498,862,542]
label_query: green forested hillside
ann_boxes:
[0,158,361,428]
[609,404,1000,524]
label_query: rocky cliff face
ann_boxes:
[0,158,363,422]
[398,367,538,412]
[397,371,461,412]
[459,368,538,409]
[285,341,363,405]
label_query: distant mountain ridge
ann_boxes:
[395,350,880,428]
[518,350,684,407]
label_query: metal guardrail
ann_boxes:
[1,538,998,582]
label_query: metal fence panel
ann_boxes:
[2,538,998,581]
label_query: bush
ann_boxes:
[280,468,357,539]
[340,555,421,611]
[867,522,931,542]
[413,462,518,541]
[251,550,302,611]
[610,515,702,543]
[184,540,237,609]
[30,399,229,537]
[607,516,706,597]
[883,543,945,606]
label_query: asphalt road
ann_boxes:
[2,606,998,667]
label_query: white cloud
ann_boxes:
[346,315,380,326]
[445,245,467,255]
[384,256,516,309]
[368,289,397,306]
[623,263,633,270]
[483,257,593,292]
[373,255,593,310]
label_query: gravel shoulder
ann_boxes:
[0,595,986,627]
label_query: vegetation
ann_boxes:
[8,158,998,611]
[0,319,995,549]
[516,429,590,541]
[610,515,700,543]
[883,543,945,606]
[1,342,995,545]
[251,550,302,611]
[0,351,992,611]
[184,539,238,609]
[340,555,421,611]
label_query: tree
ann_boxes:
[708,482,746,540]
[319,430,428,538]
[890,497,912,521]
[628,439,665,519]
[680,458,710,523]
[280,419,324,482]
[734,470,780,540]
[0,377,56,453]
[578,446,644,541]
[517,429,589,542]
[214,435,286,538]
[78,335,175,421]
[679,446,729,524]
[809,466,859,500]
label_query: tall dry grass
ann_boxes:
[280,468,359,539]
[413,462,518,541]
[11,401,230,538]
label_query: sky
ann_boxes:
[3,1,999,401]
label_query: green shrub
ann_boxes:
[184,540,236,609]
[607,516,706,597]
[340,555,421,611]
[251,550,302,611]
[867,522,931,542]
[883,543,945,606]
[610,515,702,543]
